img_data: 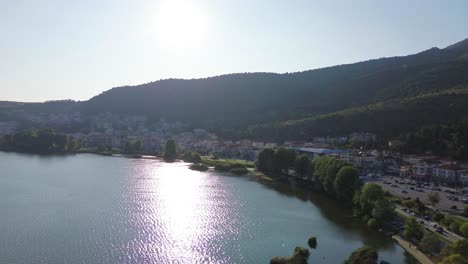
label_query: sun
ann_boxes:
[154,0,208,50]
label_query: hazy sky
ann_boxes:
[1,0,467,102]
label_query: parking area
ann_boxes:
[366,176,468,212]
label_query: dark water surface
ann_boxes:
[0,152,414,263]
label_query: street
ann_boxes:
[395,206,463,243]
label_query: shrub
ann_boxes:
[214,165,230,172]
[230,167,249,175]
[460,223,468,237]
[344,246,378,264]
[307,236,317,249]
[189,163,209,172]
[450,222,461,234]
[420,233,442,254]
[367,218,378,229]
[270,246,309,264]
[433,211,445,222]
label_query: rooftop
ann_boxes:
[295,147,348,154]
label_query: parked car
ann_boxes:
[450,205,458,210]
[401,190,408,194]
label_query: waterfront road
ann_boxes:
[395,206,463,243]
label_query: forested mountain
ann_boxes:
[80,38,468,139]
[4,38,468,141]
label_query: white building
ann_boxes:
[295,147,350,162]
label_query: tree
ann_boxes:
[450,222,461,234]
[464,205,468,217]
[344,246,378,264]
[334,166,360,202]
[367,218,378,229]
[312,156,347,196]
[447,239,468,259]
[428,191,440,207]
[353,183,394,226]
[460,223,468,237]
[183,151,202,163]
[256,148,275,174]
[439,254,468,264]
[371,198,393,222]
[294,154,310,177]
[307,236,317,249]
[270,246,309,264]
[357,183,385,216]
[402,199,417,210]
[164,139,177,161]
[403,217,423,241]
[420,233,441,254]
[273,147,296,174]
[433,211,445,222]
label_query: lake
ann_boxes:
[0,152,415,263]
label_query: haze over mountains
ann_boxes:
[2,38,468,141]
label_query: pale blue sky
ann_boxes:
[1,0,467,102]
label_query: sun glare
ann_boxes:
[154,0,208,50]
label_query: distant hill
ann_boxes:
[3,38,468,141]
[80,38,468,139]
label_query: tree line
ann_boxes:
[256,148,393,228]
[0,128,79,153]
[392,119,468,160]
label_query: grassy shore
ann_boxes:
[201,158,255,168]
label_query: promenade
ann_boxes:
[392,235,434,264]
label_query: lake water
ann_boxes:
[0,152,415,263]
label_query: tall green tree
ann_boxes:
[354,183,393,224]
[420,233,442,254]
[164,139,177,161]
[273,147,296,174]
[294,154,310,177]
[312,156,347,195]
[255,148,275,174]
[402,217,423,241]
[334,166,360,202]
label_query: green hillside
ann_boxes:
[80,38,468,137]
[247,88,468,141]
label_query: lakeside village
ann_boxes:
[1,112,468,189]
[3,113,468,263]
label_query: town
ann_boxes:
[1,111,468,190]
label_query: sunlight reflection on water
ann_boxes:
[129,161,236,263]
[0,153,410,264]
